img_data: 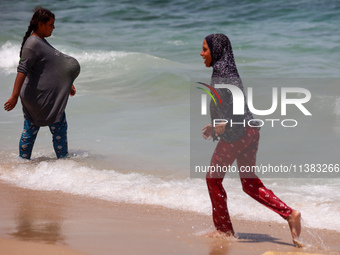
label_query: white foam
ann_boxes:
[0,157,339,233]
[72,50,132,64]
[166,40,187,46]
[56,46,175,69]
[0,41,175,77]
[0,157,211,214]
[0,42,20,74]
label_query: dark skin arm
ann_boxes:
[4,72,26,111]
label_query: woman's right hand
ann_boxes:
[4,96,18,111]
[70,85,76,97]
[202,123,213,140]
[4,72,26,112]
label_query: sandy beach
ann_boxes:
[0,180,339,255]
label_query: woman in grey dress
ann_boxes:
[4,7,80,159]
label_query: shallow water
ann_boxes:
[0,0,339,232]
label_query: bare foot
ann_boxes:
[204,230,235,239]
[287,210,305,247]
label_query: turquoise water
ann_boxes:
[0,0,340,235]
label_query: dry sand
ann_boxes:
[0,180,339,255]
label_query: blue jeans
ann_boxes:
[19,113,68,159]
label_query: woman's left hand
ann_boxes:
[202,124,213,140]
[70,85,76,97]
[214,123,226,136]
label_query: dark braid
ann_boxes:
[20,7,55,58]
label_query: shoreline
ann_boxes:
[0,180,339,255]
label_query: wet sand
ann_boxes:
[0,181,339,255]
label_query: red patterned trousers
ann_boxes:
[206,127,293,233]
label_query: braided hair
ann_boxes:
[20,7,55,58]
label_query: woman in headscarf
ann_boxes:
[200,33,303,247]
[4,7,80,159]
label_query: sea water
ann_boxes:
[0,0,340,233]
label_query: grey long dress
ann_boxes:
[18,36,80,126]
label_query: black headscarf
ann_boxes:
[205,33,240,79]
[205,34,255,142]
